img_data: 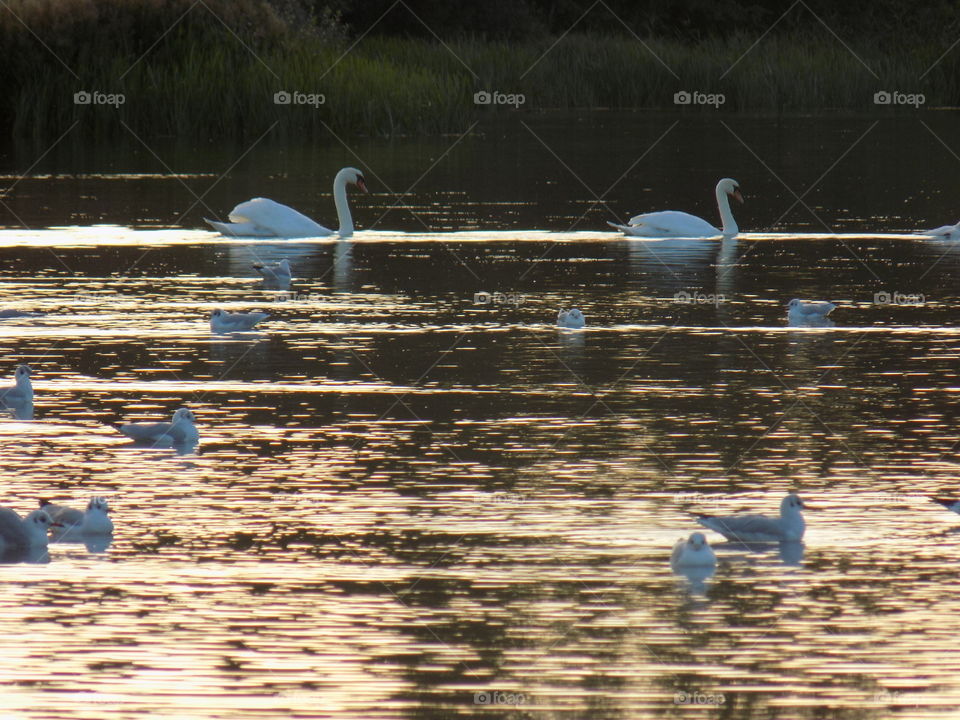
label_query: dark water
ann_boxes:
[0,114,959,719]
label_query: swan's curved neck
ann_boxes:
[715,186,738,235]
[333,172,353,237]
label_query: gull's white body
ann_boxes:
[0,508,54,549]
[210,308,269,334]
[609,178,742,238]
[41,497,113,535]
[697,493,807,542]
[206,167,367,238]
[119,407,199,445]
[253,258,292,286]
[0,365,33,407]
[557,308,586,328]
[787,299,836,327]
[671,532,717,569]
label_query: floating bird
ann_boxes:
[920,221,960,239]
[119,407,199,446]
[557,308,586,328]
[206,167,368,238]
[210,308,269,334]
[608,178,743,238]
[40,497,113,535]
[696,493,807,542]
[252,259,292,286]
[0,364,33,407]
[671,532,717,569]
[787,299,835,327]
[0,508,56,549]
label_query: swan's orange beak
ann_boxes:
[356,177,368,193]
[731,189,744,204]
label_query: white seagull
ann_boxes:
[557,308,586,329]
[787,299,836,327]
[0,364,33,407]
[210,308,269,334]
[0,508,56,549]
[252,259,292,286]
[119,407,199,446]
[40,497,113,535]
[671,532,717,569]
[696,493,807,542]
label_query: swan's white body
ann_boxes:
[119,407,199,445]
[206,167,367,238]
[787,299,835,327]
[697,493,807,542]
[0,508,54,549]
[41,497,113,535]
[210,308,269,334]
[557,308,586,328]
[253,259,292,286]
[0,365,32,407]
[671,532,717,569]
[609,178,743,238]
[921,222,960,238]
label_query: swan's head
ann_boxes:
[782,493,805,514]
[718,178,743,204]
[687,532,709,550]
[87,497,109,514]
[172,408,196,424]
[340,167,368,194]
[15,365,31,381]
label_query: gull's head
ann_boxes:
[688,532,709,550]
[568,309,584,322]
[210,309,224,320]
[782,492,805,513]
[172,408,196,424]
[787,298,801,310]
[718,178,743,204]
[26,509,53,529]
[15,365,31,381]
[87,497,109,514]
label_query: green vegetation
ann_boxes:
[1,0,959,140]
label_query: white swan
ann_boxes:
[920,221,960,238]
[557,308,586,328]
[670,532,717,569]
[787,299,835,327]
[119,407,199,445]
[40,497,113,536]
[696,493,807,542]
[608,178,742,238]
[206,167,368,238]
[210,308,269,334]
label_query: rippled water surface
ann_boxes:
[3,115,960,719]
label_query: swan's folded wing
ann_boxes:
[626,211,719,237]
[228,198,333,238]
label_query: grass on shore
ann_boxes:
[2,0,958,140]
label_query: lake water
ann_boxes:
[1,113,960,719]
